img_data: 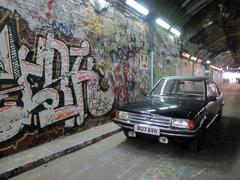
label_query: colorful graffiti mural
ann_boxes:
[0,11,115,144]
[0,0,150,156]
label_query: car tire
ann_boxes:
[216,107,223,121]
[189,128,206,152]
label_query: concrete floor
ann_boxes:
[12,84,240,180]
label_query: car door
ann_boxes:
[205,82,219,121]
[211,82,223,113]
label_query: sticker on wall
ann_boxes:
[140,54,148,70]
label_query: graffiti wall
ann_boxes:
[0,0,150,156]
[194,63,205,76]
[153,25,182,83]
[181,59,194,76]
[212,69,223,84]
[153,26,208,83]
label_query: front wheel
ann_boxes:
[189,128,206,152]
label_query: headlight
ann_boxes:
[115,111,129,120]
[119,111,129,120]
[171,118,195,129]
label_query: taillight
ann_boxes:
[188,120,195,130]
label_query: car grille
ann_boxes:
[129,113,171,128]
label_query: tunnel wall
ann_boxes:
[212,69,223,84]
[153,26,181,83]
[194,63,205,76]
[0,0,151,156]
[153,27,208,83]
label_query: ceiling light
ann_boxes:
[210,65,222,71]
[206,60,211,64]
[182,53,191,58]
[126,0,149,16]
[156,18,170,30]
[191,56,197,61]
[170,27,181,37]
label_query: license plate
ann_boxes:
[134,125,160,136]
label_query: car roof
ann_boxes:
[162,76,209,81]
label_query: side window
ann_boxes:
[212,83,220,97]
[207,83,220,97]
[207,83,214,97]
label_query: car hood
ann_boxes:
[119,96,206,119]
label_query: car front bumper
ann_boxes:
[113,118,201,138]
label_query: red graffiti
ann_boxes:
[45,0,55,20]
[112,62,129,103]
[45,12,52,20]
[18,19,36,45]
[47,0,55,9]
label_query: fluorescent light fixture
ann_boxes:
[206,60,211,64]
[170,27,181,37]
[156,18,170,30]
[210,65,222,71]
[126,0,149,16]
[191,56,197,61]
[159,107,169,110]
[182,53,190,58]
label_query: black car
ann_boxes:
[113,76,224,151]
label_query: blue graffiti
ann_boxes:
[51,20,71,35]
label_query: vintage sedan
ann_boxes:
[113,76,224,151]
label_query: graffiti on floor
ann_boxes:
[0,10,114,143]
[141,159,208,180]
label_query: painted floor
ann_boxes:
[12,84,240,180]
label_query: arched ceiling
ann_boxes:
[136,0,240,69]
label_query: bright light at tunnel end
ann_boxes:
[126,0,149,16]
[170,27,181,37]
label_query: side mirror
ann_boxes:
[207,96,217,102]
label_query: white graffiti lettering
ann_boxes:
[0,24,114,143]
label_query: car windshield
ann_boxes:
[150,79,205,100]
